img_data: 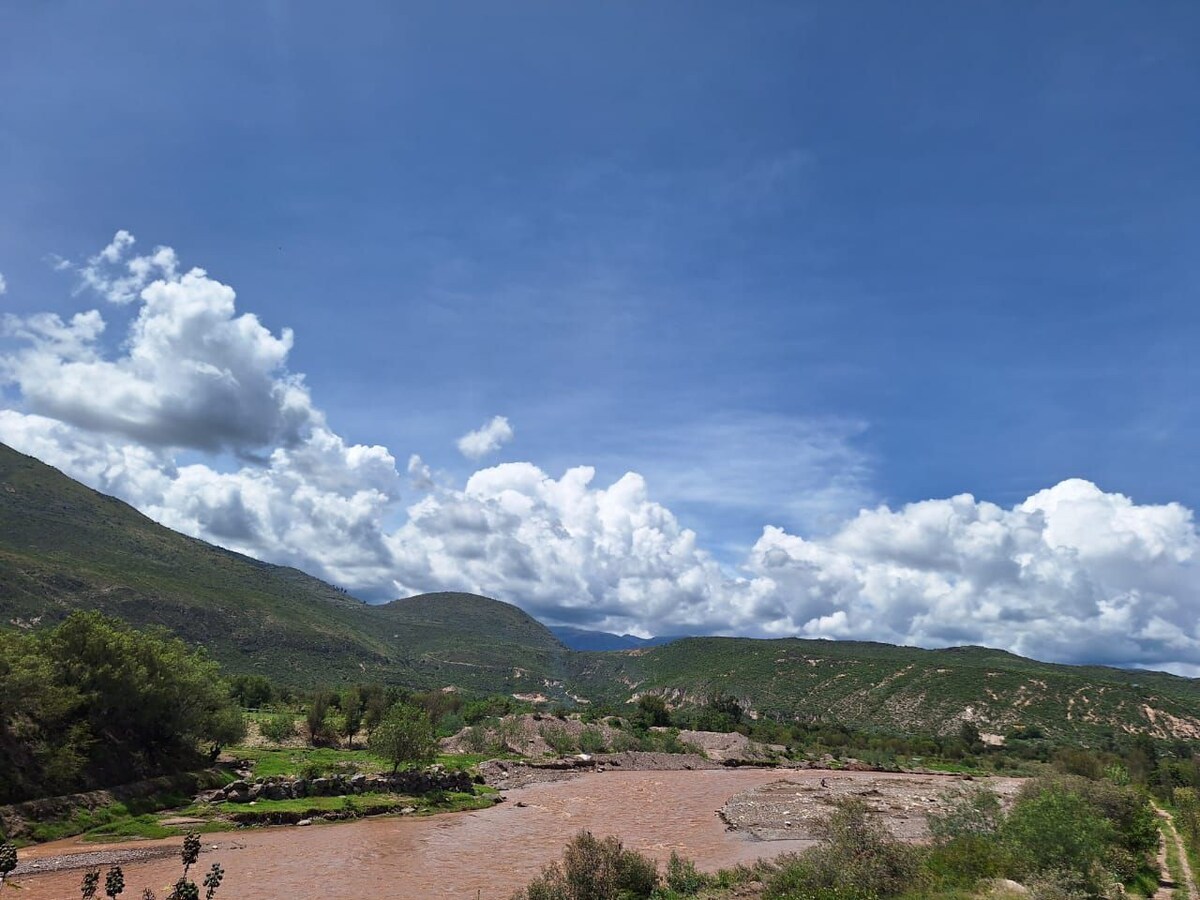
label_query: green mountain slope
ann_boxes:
[568,636,1200,743]
[3,440,1199,742]
[0,442,568,692]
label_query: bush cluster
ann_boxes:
[514,773,1164,900]
[0,613,245,804]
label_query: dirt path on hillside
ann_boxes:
[8,769,1006,900]
[1154,804,1196,900]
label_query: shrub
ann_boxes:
[578,726,607,754]
[258,712,296,745]
[463,724,490,753]
[922,834,1010,889]
[1001,784,1114,889]
[665,850,709,894]
[540,723,577,756]
[763,799,919,900]
[512,831,660,900]
[610,731,642,752]
[497,717,524,752]
[78,831,225,900]
[927,786,1003,843]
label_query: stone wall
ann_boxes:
[202,768,477,804]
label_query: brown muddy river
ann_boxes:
[11,769,975,899]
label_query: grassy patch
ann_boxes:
[82,815,234,843]
[25,791,194,843]
[212,788,495,821]
[231,746,388,778]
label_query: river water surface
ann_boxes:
[12,769,892,899]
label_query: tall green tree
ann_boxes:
[368,703,437,773]
[341,687,364,749]
[0,613,245,803]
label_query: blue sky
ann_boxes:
[2,3,1200,668]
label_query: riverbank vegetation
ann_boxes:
[515,773,1163,899]
[0,612,244,806]
[5,614,1200,900]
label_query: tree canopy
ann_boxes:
[368,703,437,773]
[0,612,244,803]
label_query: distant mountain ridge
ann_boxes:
[3,440,1200,743]
[549,625,684,651]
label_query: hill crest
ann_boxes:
[3,440,1199,742]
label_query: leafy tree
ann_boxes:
[1,614,245,803]
[361,685,390,738]
[305,691,335,746]
[368,703,437,773]
[45,613,245,762]
[698,693,743,732]
[341,688,364,749]
[635,695,669,728]
[226,675,273,709]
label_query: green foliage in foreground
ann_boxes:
[0,612,245,804]
[512,772,1164,900]
[75,830,225,900]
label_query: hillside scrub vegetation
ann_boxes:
[0,612,244,806]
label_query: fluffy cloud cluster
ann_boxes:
[456,415,514,460]
[7,232,314,453]
[2,232,1200,672]
[0,233,401,593]
[388,463,770,630]
[746,481,1200,671]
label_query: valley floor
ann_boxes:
[8,768,1013,899]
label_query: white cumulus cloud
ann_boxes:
[456,415,514,460]
[2,232,315,454]
[0,272,7,295]
[3,232,1200,672]
[746,481,1200,671]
